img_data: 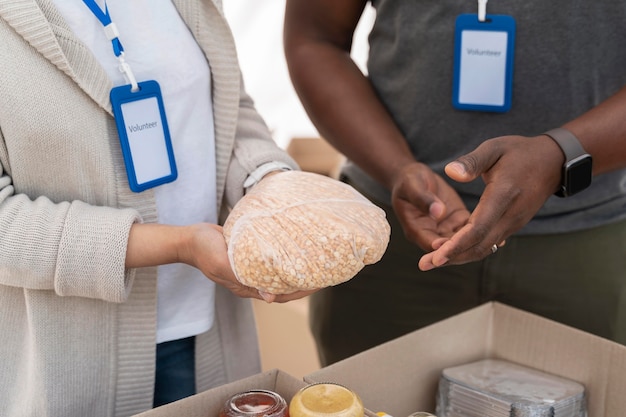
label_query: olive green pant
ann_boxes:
[309,199,626,366]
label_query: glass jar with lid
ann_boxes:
[219,389,289,417]
[289,383,364,417]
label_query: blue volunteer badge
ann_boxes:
[452,13,516,113]
[110,80,178,192]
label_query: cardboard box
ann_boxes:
[303,302,626,417]
[134,369,307,417]
[286,137,345,178]
[252,298,321,378]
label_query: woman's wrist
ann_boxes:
[126,223,190,268]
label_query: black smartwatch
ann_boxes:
[543,128,593,197]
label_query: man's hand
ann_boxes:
[391,162,470,253]
[418,134,563,270]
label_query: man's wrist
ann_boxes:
[543,128,593,197]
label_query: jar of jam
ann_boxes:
[289,383,364,417]
[219,389,289,417]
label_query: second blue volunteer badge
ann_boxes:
[452,0,516,113]
[83,0,178,192]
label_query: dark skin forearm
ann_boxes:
[563,86,626,176]
[284,0,415,190]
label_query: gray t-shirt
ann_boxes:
[344,0,626,234]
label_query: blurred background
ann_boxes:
[224,0,374,148]
[222,1,375,378]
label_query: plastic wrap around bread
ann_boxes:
[223,170,391,294]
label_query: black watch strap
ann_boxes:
[543,127,592,197]
[543,128,587,162]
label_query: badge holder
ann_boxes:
[110,80,178,193]
[452,0,516,113]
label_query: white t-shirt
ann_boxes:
[52,0,217,343]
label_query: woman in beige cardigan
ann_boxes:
[0,0,307,415]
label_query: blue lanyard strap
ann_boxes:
[81,0,139,91]
[82,0,124,56]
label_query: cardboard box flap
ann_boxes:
[490,302,626,417]
[605,343,626,414]
[134,369,307,417]
[304,303,497,416]
[304,302,626,417]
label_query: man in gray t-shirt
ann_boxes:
[285,0,626,366]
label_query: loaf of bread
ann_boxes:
[223,171,391,294]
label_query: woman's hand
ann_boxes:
[127,222,316,303]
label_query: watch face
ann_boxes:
[564,154,593,196]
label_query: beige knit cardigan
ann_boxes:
[0,0,298,416]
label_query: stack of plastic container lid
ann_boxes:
[436,359,587,417]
